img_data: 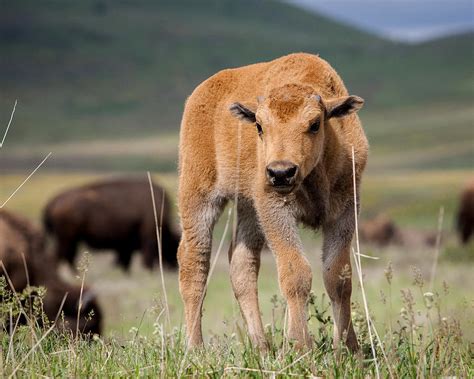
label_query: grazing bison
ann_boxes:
[457,180,474,244]
[178,53,368,351]
[0,209,102,335]
[398,228,437,248]
[359,215,397,246]
[43,178,180,271]
[360,215,437,248]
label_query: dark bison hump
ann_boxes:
[44,178,169,245]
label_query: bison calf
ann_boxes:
[0,209,102,335]
[43,178,180,271]
[178,53,368,351]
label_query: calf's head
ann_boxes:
[230,84,363,194]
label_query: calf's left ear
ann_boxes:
[325,95,364,119]
[229,102,256,123]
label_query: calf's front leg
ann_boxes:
[256,197,313,349]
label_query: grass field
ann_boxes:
[1,170,473,376]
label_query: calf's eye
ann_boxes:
[256,122,263,136]
[309,119,320,134]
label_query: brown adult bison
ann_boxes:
[360,215,437,248]
[0,209,102,335]
[43,178,179,271]
[178,53,368,352]
[359,215,397,246]
[457,180,474,244]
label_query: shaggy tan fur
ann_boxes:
[177,53,368,351]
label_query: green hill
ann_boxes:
[0,0,472,171]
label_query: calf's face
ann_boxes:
[230,84,364,194]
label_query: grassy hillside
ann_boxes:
[1,1,472,149]
[0,0,383,142]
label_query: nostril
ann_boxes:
[266,167,276,179]
[286,166,297,179]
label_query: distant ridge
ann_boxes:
[0,0,472,145]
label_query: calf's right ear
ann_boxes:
[229,102,256,123]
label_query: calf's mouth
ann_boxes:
[271,183,296,195]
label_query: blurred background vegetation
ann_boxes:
[1,0,472,171]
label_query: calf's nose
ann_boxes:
[266,161,298,186]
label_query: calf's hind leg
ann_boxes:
[228,201,266,349]
[322,205,359,352]
[178,195,226,347]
